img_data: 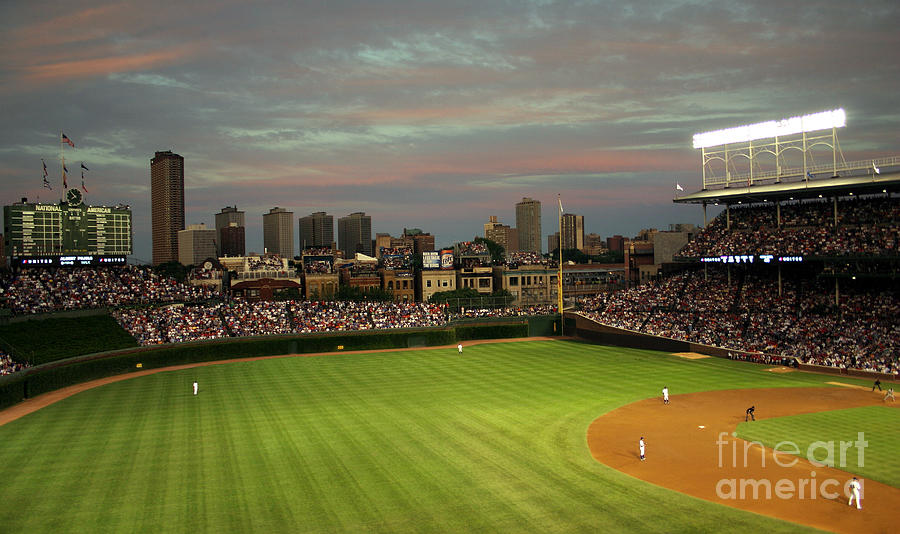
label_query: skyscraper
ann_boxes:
[215,206,245,257]
[484,215,518,254]
[338,212,372,258]
[515,197,542,254]
[299,211,334,250]
[178,224,217,266]
[263,207,294,258]
[561,213,585,251]
[220,223,245,258]
[151,150,185,265]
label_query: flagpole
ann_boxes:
[558,194,564,336]
[60,131,65,193]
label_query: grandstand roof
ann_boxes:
[674,170,900,205]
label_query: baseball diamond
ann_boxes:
[1,339,897,533]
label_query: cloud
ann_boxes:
[1,0,899,262]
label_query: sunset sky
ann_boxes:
[2,1,899,262]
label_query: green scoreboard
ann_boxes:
[4,190,132,259]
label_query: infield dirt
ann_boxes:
[588,387,900,533]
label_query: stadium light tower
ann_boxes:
[692,109,846,190]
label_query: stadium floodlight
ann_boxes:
[693,108,846,149]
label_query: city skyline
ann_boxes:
[2,2,900,263]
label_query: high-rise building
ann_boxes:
[374,233,392,258]
[584,233,606,256]
[338,212,372,258]
[607,235,627,253]
[263,207,294,258]
[484,215,518,254]
[403,228,435,255]
[220,223,245,258]
[560,213,585,251]
[515,197,542,254]
[178,224,217,266]
[215,206,245,257]
[151,151,185,265]
[299,211,334,250]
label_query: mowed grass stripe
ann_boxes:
[0,340,847,533]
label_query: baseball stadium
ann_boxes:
[1,112,899,533]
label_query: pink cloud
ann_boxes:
[21,45,197,82]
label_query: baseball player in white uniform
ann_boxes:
[458,343,463,355]
[885,387,895,402]
[848,477,862,509]
[639,437,646,461]
[193,381,198,396]
[662,386,669,405]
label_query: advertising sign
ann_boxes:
[422,251,440,269]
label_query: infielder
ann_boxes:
[193,381,198,396]
[662,386,669,405]
[872,378,882,391]
[745,406,755,421]
[458,343,463,355]
[848,477,862,509]
[885,387,895,402]
[639,437,646,461]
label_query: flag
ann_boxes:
[873,161,880,174]
[62,133,75,147]
[676,183,684,191]
[806,171,814,180]
[42,158,52,189]
[81,162,89,171]
[81,170,89,193]
[558,196,564,214]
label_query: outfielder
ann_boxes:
[193,381,198,396]
[662,386,669,405]
[639,437,646,461]
[848,477,862,509]
[457,343,463,355]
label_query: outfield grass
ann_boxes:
[0,340,884,533]
[736,405,900,488]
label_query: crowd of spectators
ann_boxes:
[0,266,217,315]
[676,195,899,259]
[380,248,413,270]
[113,305,229,345]
[113,299,451,344]
[247,256,287,272]
[221,300,294,337]
[1,350,27,376]
[457,241,489,256]
[303,260,333,274]
[452,305,556,318]
[581,270,899,375]
[110,298,564,346]
[301,248,333,257]
[505,251,546,265]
